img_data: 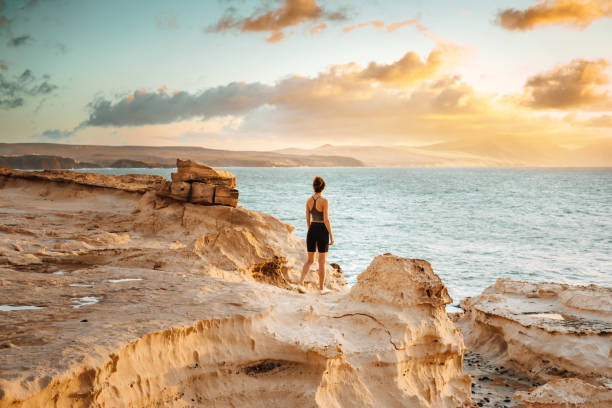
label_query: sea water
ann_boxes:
[83,167,612,303]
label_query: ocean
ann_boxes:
[83,167,612,306]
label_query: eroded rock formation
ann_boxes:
[455,278,612,406]
[164,159,239,207]
[0,169,471,407]
[513,378,612,408]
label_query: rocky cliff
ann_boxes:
[0,168,471,407]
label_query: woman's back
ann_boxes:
[309,195,325,222]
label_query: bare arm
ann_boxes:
[305,199,311,229]
[323,199,334,245]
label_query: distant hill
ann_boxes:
[0,143,364,168]
[276,139,612,167]
[0,155,177,170]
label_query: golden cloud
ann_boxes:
[386,19,427,32]
[310,23,327,35]
[207,0,346,42]
[266,31,285,43]
[522,58,611,109]
[497,0,612,31]
[342,20,384,33]
[343,19,426,34]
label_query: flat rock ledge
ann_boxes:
[1,158,240,207]
[0,167,167,193]
[455,278,612,407]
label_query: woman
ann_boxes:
[298,176,334,294]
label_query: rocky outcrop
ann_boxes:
[456,279,612,384]
[455,278,612,406]
[0,167,168,193]
[514,378,612,408]
[163,159,239,207]
[0,253,471,407]
[0,170,471,407]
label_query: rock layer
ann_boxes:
[513,378,612,408]
[455,278,612,406]
[166,159,239,207]
[0,170,471,407]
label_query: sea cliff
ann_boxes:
[0,167,470,407]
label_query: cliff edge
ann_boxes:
[0,168,471,407]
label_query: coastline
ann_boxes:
[0,167,610,407]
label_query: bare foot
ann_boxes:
[320,288,331,295]
[297,285,307,294]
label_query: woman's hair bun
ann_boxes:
[313,176,325,193]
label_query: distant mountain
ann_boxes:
[0,144,364,168]
[276,139,612,167]
[0,155,178,169]
[0,155,91,170]
[275,145,506,167]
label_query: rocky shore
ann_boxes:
[455,279,612,408]
[0,165,610,407]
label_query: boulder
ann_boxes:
[169,181,191,201]
[190,182,215,204]
[214,185,239,207]
[172,159,236,188]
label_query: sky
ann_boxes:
[0,0,611,152]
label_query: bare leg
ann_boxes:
[299,252,315,285]
[317,251,327,290]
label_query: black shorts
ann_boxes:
[307,222,329,253]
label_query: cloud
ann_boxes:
[497,0,612,31]
[82,82,276,126]
[358,48,449,85]
[266,31,285,43]
[78,39,474,131]
[343,19,426,34]
[565,113,612,127]
[39,128,76,140]
[207,0,346,42]
[7,34,32,47]
[386,19,427,32]
[522,58,611,109]
[310,22,326,34]
[343,20,384,33]
[0,68,57,110]
[0,59,7,70]
[359,40,472,86]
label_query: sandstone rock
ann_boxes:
[0,254,471,408]
[0,173,471,407]
[190,182,215,204]
[169,181,191,201]
[350,254,452,307]
[455,278,612,385]
[513,378,612,408]
[213,185,239,207]
[172,159,236,188]
[171,168,236,188]
[0,167,168,193]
